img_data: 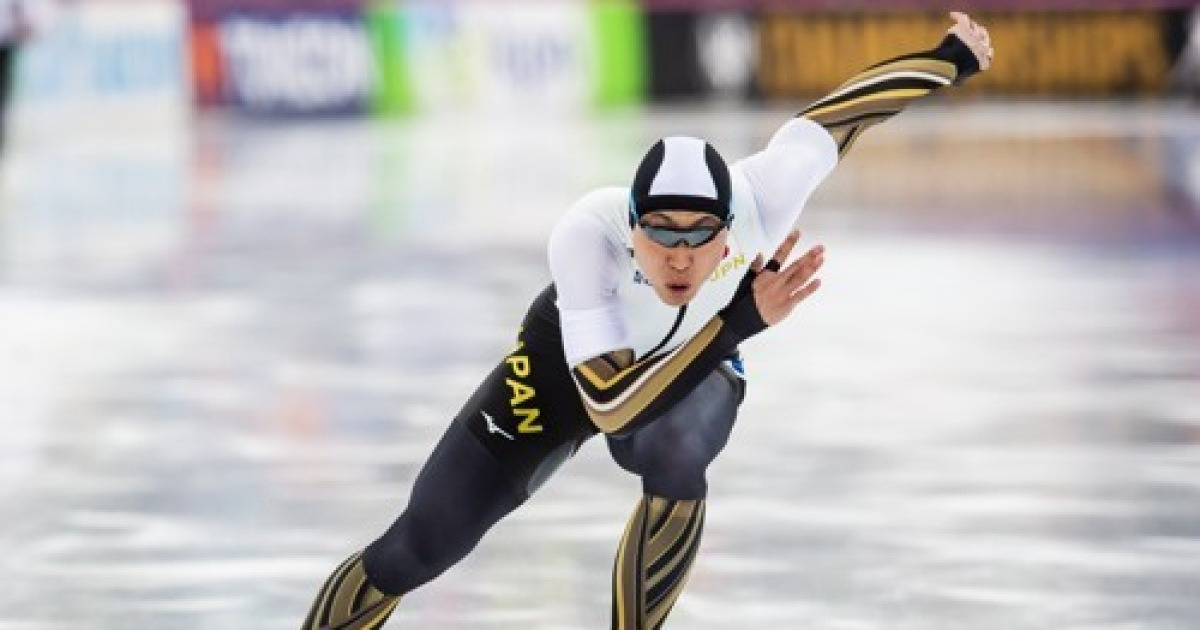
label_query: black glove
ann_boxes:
[717,267,768,341]
[935,34,982,84]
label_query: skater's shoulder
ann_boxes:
[557,187,635,241]
[569,187,630,214]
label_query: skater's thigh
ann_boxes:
[455,339,596,499]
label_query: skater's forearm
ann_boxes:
[572,307,761,435]
[799,33,981,158]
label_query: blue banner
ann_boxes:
[17,4,185,105]
[216,11,374,116]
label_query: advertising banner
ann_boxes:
[644,11,704,100]
[642,0,1196,9]
[186,0,374,116]
[218,11,374,115]
[640,9,1195,101]
[646,10,757,101]
[590,0,645,107]
[756,11,1180,98]
[399,2,593,112]
[14,0,188,128]
[190,18,223,107]
[366,1,414,115]
[181,2,1196,113]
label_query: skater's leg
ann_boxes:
[301,330,591,629]
[301,550,399,630]
[363,421,528,593]
[612,496,706,630]
[606,365,742,629]
[301,420,525,629]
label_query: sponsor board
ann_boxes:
[1168,9,1199,95]
[187,0,361,22]
[191,1,633,114]
[643,0,1195,8]
[757,11,1178,97]
[645,10,757,101]
[641,9,1193,100]
[215,11,374,115]
[366,2,414,114]
[590,0,645,106]
[400,3,592,112]
[190,20,224,107]
[14,0,188,128]
[183,3,1197,116]
[696,12,758,100]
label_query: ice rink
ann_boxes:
[2,102,1199,629]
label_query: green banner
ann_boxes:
[590,0,646,107]
[366,0,414,115]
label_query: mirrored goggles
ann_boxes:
[637,219,728,248]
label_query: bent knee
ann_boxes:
[639,436,714,499]
[364,514,474,595]
[642,469,708,500]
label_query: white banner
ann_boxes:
[12,0,189,138]
[404,2,592,113]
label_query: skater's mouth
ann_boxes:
[666,282,691,295]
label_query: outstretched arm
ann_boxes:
[800,12,994,158]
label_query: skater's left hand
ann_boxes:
[947,11,993,71]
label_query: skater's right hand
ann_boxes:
[747,230,825,327]
[718,230,825,340]
[947,11,993,71]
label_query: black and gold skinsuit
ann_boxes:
[301,33,981,630]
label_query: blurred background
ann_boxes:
[1,1,1198,628]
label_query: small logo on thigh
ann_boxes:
[481,410,515,441]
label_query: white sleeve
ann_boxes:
[547,205,629,367]
[736,118,839,250]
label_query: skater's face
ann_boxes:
[632,210,730,307]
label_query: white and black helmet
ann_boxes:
[630,136,732,223]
